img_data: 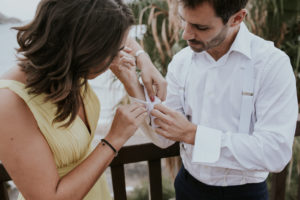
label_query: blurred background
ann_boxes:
[0,0,299,199]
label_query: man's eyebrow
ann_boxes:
[119,46,125,51]
[179,13,209,28]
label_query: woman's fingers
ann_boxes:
[123,46,132,54]
[135,112,148,124]
[132,106,147,118]
[156,83,167,102]
[128,102,145,112]
[119,56,136,68]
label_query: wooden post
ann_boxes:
[110,165,127,200]
[0,182,9,200]
[270,165,288,200]
[0,164,10,200]
[297,173,300,200]
[148,159,163,200]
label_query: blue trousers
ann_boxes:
[174,166,269,200]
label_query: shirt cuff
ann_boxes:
[192,125,222,163]
[129,86,161,129]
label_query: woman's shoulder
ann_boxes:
[0,67,36,106]
[0,67,38,137]
[0,86,36,129]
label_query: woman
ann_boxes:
[0,0,166,199]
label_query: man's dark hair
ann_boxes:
[179,0,248,24]
[13,0,134,127]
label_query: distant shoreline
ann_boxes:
[0,12,22,24]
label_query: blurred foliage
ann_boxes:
[127,177,175,200]
[129,0,300,77]
[129,0,187,76]
[266,137,300,200]
[246,1,300,199]
[246,0,300,98]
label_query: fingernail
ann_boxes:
[150,96,155,102]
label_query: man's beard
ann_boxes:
[187,25,229,53]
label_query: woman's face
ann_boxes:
[87,30,130,80]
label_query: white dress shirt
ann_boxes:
[137,23,298,186]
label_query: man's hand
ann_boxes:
[151,104,197,144]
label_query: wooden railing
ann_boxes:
[1,126,299,200]
[110,143,179,200]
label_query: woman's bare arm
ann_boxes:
[0,89,146,200]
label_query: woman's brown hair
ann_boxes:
[14,0,134,127]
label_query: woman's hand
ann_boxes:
[105,103,147,150]
[110,47,138,86]
[125,37,167,102]
[110,47,145,100]
[138,58,167,102]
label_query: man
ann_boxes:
[117,0,298,199]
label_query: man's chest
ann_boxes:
[182,60,251,130]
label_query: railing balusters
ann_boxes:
[1,124,300,200]
[270,165,288,200]
[0,182,9,200]
[298,173,300,200]
[148,159,163,200]
[0,163,10,200]
[110,165,127,200]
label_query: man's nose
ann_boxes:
[182,23,195,41]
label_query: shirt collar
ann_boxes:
[229,22,252,60]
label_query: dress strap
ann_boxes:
[0,80,32,102]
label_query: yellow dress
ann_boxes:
[0,80,112,200]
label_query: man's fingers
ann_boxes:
[153,104,173,115]
[151,109,172,124]
[155,128,170,139]
[150,109,166,119]
[154,118,169,130]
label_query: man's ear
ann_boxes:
[228,9,247,27]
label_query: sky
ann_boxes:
[0,0,134,21]
[0,0,44,21]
